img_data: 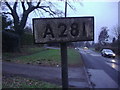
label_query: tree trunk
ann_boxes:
[13,12,29,52]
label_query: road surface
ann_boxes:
[79,48,120,88]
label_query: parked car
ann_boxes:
[101,49,116,58]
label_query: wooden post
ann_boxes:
[60,0,68,89]
[60,43,68,88]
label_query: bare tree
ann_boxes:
[2,0,82,51]
[112,26,120,40]
[98,26,109,45]
[2,0,65,36]
[2,0,66,51]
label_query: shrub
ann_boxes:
[2,30,19,52]
[21,33,34,46]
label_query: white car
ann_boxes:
[101,49,116,58]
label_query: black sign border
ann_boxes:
[33,16,94,44]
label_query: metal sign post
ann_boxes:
[60,0,68,88]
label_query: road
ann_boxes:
[79,48,120,88]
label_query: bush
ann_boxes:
[94,43,101,51]
[2,30,19,52]
[95,46,101,51]
[21,33,34,45]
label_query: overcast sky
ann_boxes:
[3,0,119,43]
[66,1,118,42]
[27,1,119,43]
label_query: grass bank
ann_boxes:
[3,46,83,88]
[3,73,60,88]
[3,47,83,67]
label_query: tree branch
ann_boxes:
[24,1,56,17]
[26,0,32,8]
[4,1,20,34]
[34,6,56,15]
[36,0,41,7]
[13,0,18,12]
[40,7,54,16]
[20,0,26,12]
[45,6,56,15]
[3,12,12,15]
[4,1,13,13]
[37,8,45,17]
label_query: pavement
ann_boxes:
[2,62,90,88]
[88,69,119,88]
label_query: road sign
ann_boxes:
[33,17,94,44]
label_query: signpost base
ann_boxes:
[60,43,68,89]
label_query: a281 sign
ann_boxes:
[33,17,94,44]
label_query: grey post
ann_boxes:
[60,0,68,89]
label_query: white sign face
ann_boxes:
[33,17,94,44]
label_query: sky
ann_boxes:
[28,1,119,43]
[65,1,118,42]
[3,0,119,43]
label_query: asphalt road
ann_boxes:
[79,48,120,87]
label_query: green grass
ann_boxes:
[68,48,82,66]
[3,47,46,59]
[3,47,83,88]
[3,47,83,66]
[3,74,60,88]
[22,47,46,53]
[13,49,61,66]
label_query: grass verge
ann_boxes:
[3,74,60,88]
[3,47,83,66]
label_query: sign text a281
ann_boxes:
[33,17,94,44]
